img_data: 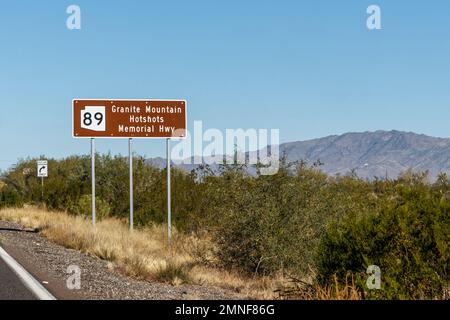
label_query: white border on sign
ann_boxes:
[72,99,188,140]
[37,160,48,177]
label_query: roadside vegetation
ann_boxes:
[0,206,280,298]
[0,155,448,299]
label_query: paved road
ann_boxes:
[0,255,37,300]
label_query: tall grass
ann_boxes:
[0,206,283,299]
[276,275,362,300]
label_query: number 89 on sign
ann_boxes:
[81,106,106,132]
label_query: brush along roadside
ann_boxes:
[0,206,283,299]
[0,206,362,300]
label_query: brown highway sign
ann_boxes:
[73,99,187,138]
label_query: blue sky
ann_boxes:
[1,1,449,170]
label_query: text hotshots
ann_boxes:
[129,115,164,123]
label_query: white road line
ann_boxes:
[0,246,56,300]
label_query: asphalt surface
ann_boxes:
[0,255,37,300]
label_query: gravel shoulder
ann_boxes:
[0,220,245,300]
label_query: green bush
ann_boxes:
[316,185,449,299]
[68,194,111,221]
[197,162,379,276]
[0,184,24,208]
[134,208,162,227]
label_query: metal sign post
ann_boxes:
[129,138,134,231]
[166,138,172,246]
[91,138,96,226]
[72,99,187,233]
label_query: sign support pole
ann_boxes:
[166,138,172,246]
[91,138,96,226]
[129,138,134,231]
[41,177,44,199]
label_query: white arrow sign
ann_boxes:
[37,160,48,178]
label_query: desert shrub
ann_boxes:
[0,184,24,208]
[316,185,450,299]
[197,162,379,277]
[68,194,111,221]
[134,208,163,227]
[1,155,448,300]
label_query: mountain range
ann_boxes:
[147,130,450,180]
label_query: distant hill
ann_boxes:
[147,130,450,180]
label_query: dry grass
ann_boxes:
[275,274,362,300]
[0,206,283,299]
[0,206,362,300]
